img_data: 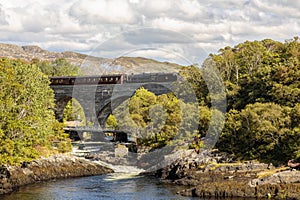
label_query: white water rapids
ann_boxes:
[71,141,145,176]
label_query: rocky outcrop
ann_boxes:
[0,154,113,195]
[251,170,300,186]
[146,149,300,199]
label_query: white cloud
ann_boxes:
[69,0,136,24]
[137,0,173,17]
[123,48,195,66]
[0,5,9,25]
[252,0,300,19]
[0,0,299,65]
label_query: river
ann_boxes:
[1,172,195,200]
[1,142,196,200]
[0,142,253,199]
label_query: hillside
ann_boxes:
[0,43,182,74]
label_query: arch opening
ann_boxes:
[100,84,173,128]
[55,96,87,141]
[62,98,86,127]
[101,86,182,146]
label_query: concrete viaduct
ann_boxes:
[50,73,180,129]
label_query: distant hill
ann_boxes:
[0,43,182,75]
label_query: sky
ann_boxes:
[0,0,299,65]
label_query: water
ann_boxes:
[0,143,253,200]
[1,142,197,200]
[1,173,194,200]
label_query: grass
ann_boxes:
[197,162,243,171]
[257,166,290,178]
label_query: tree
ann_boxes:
[0,58,71,165]
[34,58,82,77]
[179,65,209,105]
[211,46,239,83]
[110,88,197,148]
[129,87,157,124]
[217,103,297,165]
[106,114,118,130]
[63,98,86,126]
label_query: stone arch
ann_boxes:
[96,83,173,127]
[97,96,131,127]
[138,83,173,96]
[54,96,86,125]
[55,96,72,122]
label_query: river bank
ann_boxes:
[143,149,300,199]
[2,144,300,199]
[76,142,300,199]
[0,154,113,195]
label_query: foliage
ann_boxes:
[33,58,82,77]
[216,102,300,165]
[109,88,202,148]
[0,58,71,165]
[208,37,300,164]
[179,65,209,105]
[34,58,83,125]
[217,103,296,164]
[106,114,118,130]
[63,98,86,126]
[210,37,300,110]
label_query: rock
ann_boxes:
[288,160,300,169]
[144,148,300,199]
[191,180,256,198]
[115,144,128,157]
[0,154,113,195]
[251,170,300,186]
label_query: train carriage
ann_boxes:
[50,73,178,85]
[50,74,124,85]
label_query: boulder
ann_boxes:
[250,170,300,186]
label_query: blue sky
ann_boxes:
[0,0,299,65]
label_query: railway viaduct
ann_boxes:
[50,73,180,129]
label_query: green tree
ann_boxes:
[110,88,197,148]
[106,114,118,130]
[129,87,157,124]
[63,98,86,126]
[179,65,209,105]
[34,58,82,76]
[217,103,297,164]
[0,58,71,165]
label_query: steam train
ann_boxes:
[50,73,178,85]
